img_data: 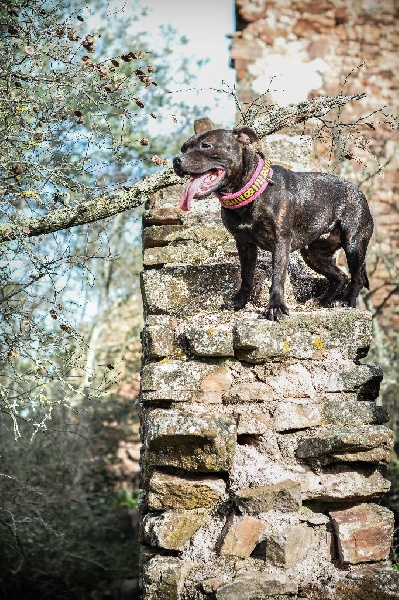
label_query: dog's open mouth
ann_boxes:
[179,167,225,211]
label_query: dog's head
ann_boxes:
[173,125,258,211]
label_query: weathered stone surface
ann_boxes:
[322,399,389,426]
[274,400,323,431]
[144,409,237,472]
[141,360,232,403]
[141,263,239,317]
[215,570,298,599]
[299,506,330,526]
[200,577,224,594]
[237,411,271,434]
[302,466,391,501]
[143,222,232,250]
[185,323,235,357]
[234,309,372,362]
[263,525,315,567]
[142,222,235,267]
[329,567,399,600]
[220,515,266,558]
[141,554,196,600]
[329,503,394,564]
[329,447,393,464]
[147,471,227,510]
[142,510,211,550]
[142,207,184,226]
[260,362,317,398]
[223,381,275,404]
[235,481,302,514]
[143,244,209,267]
[296,425,393,465]
[322,363,383,399]
[142,315,176,359]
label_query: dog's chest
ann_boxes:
[221,207,275,248]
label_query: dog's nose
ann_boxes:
[173,156,182,166]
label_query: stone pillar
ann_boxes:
[139,177,396,599]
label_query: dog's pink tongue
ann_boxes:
[179,175,208,211]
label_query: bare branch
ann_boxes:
[242,93,366,135]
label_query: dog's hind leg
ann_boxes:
[300,244,349,307]
[341,243,370,307]
[341,213,373,307]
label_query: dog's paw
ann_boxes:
[227,291,250,311]
[222,298,247,311]
[264,304,289,321]
[316,297,345,309]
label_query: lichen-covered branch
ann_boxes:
[0,94,365,244]
[0,167,182,244]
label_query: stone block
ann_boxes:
[223,381,276,404]
[237,412,271,434]
[322,400,389,426]
[329,503,395,564]
[323,363,383,399]
[143,409,237,472]
[142,207,184,226]
[274,400,323,431]
[220,515,266,558]
[303,466,391,501]
[141,554,195,600]
[330,568,399,600]
[185,322,235,357]
[296,425,393,465]
[142,315,176,359]
[143,244,209,267]
[143,222,231,250]
[143,224,191,248]
[141,263,239,317]
[147,471,227,510]
[215,571,298,599]
[142,221,235,267]
[263,525,315,567]
[142,510,211,550]
[235,481,302,514]
[234,309,372,362]
[140,360,232,403]
[260,362,317,398]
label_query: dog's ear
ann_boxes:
[194,118,215,134]
[232,127,258,145]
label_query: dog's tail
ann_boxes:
[362,262,370,290]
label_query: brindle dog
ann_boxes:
[173,125,373,321]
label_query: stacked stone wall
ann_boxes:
[138,176,398,599]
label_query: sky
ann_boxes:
[113,0,237,126]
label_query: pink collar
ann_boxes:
[215,155,273,209]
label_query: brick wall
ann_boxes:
[231,0,399,328]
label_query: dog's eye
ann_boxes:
[200,141,212,149]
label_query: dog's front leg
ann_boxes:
[229,242,258,310]
[266,237,290,321]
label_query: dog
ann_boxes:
[173,125,373,321]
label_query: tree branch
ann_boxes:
[0,93,365,244]
[244,93,366,135]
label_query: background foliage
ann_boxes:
[0,1,207,598]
